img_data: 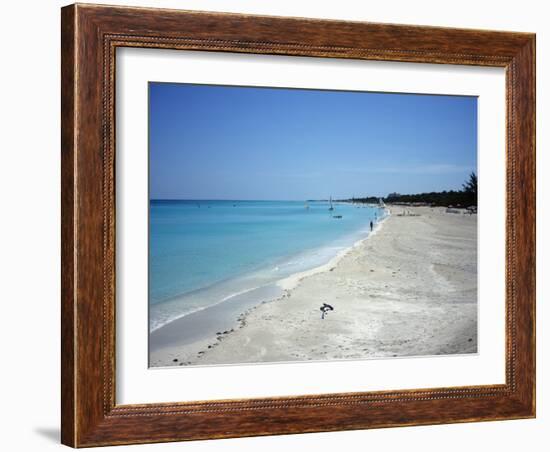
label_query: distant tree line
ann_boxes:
[345,196,380,204]
[340,172,478,207]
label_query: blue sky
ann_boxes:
[149,83,477,200]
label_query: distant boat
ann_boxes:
[305,201,309,209]
[332,215,343,219]
[328,196,334,211]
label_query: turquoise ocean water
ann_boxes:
[149,200,385,332]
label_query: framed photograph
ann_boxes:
[61,3,536,447]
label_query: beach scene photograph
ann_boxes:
[148,82,478,368]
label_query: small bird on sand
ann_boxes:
[320,303,334,319]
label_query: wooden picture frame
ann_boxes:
[61,3,535,447]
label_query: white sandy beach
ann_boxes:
[151,206,477,366]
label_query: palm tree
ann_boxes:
[462,172,478,196]
[462,172,477,206]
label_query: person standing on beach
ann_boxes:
[370,221,373,231]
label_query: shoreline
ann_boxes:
[150,206,477,367]
[276,212,389,292]
[149,211,387,367]
[149,204,386,335]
